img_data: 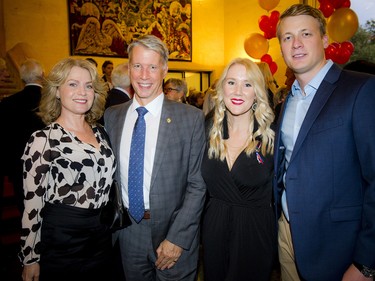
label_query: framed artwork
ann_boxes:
[68,0,192,61]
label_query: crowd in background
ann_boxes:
[1,4,375,280]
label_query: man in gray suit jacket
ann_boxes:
[104,35,206,281]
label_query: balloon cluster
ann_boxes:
[244,0,280,74]
[325,41,354,64]
[318,0,358,64]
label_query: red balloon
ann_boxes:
[261,54,273,64]
[319,2,335,17]
[269,61,278,75]
[331,0,346,9]
[336,47,351,64]
[258,15,270,33]
[325,44,337,60]
[263,28,276,39]
[270,10,280,24]
[341,0,351,8]
[341,41,354,54]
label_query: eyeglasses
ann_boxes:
[164,87,178,93]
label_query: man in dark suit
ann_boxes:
[0,58,45,214]
[99,62,132,125]
[105,62,132,108]
[104,35,206,281]
[274,4,375,281]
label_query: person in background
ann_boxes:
[202,57,276,281]
[0,58,10,82]
[274,66,295,122]
[104,34,206,281]
[19,58,116,281]
[86,57,98,68]
[106,62,133,107]
[274,4,375,281]
[101,60,114,90]
[187,89,204,109]
[0,58,45,214]
[257,62,278,110]
[163,78,188,103]
[99,62,133,125]
[202,79,218,116]
[284,66,295,91]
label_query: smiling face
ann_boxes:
[223,63,255,117]
[57,66,95,118]
[278,14,328,83]
[129,45,168,106]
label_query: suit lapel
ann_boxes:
[113,102,131,168]
[150,99,174,188]
[289,64,341,164]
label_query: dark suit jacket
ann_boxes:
[106,88,130,108]
[273,64,375,281]
[104,97,206,252]
[0,85,44,178]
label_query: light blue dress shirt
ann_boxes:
[281,60,334,220]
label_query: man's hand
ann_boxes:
[155,239,183,270]
[342,264,373,281]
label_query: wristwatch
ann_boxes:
[353,262,375,278]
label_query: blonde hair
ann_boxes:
[38,57,107,125]
[277,4,327,39]
[208,58,274,160]
[257,62,277,95]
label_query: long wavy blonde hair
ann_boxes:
[208,58,275,161]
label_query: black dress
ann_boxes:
[201,141,277,281]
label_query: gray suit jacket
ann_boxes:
[104,97,206,251]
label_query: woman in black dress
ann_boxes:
[202,58,276,281]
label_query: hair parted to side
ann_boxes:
[208,58,275,161]
[276,3,327,39]
[38,58,107,125]
[111,62,130,88]
[127,34,169,69]
[20,59,44,84]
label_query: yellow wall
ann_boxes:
[2,0,299,86]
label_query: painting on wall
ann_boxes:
[68,0,192,61]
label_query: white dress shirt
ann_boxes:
[119,94,164,209]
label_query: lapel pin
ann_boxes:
[167,118,172,123]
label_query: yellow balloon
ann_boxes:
[258,0,280,11]
[327,8,359,42]
[244,33,269,59]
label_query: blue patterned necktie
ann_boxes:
[128,107,148,223]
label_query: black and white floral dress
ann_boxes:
[19,122,116,270]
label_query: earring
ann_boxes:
[252,101,257,111]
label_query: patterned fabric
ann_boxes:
[18,122,116,265]
[128,107,148,222]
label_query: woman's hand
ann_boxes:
[22,263,40,281]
